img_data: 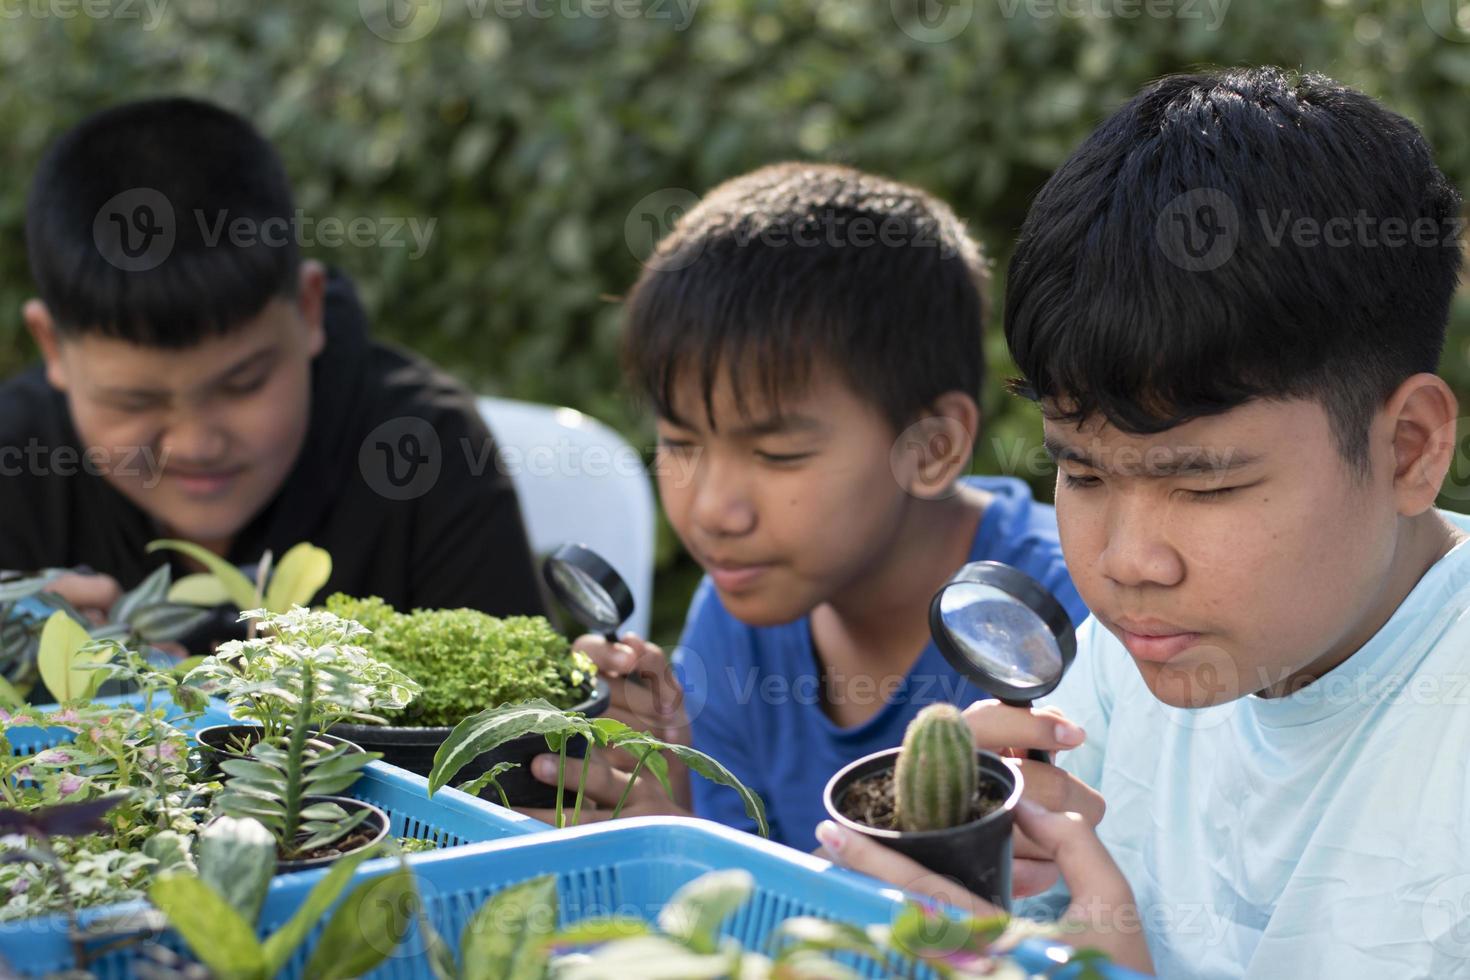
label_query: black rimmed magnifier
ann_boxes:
[929,561,1076,764]
[541,543,636,645]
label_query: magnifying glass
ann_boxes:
[929,561,1076,764]
[541,543,635,645]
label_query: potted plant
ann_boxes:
[145,815,414,980]
[320,594,610,809]
[427,700,768,835]
[823,703,1022,911]
[210,658,390,871]
[182,605,420,774]
[2,565,212,705]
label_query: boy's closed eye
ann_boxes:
[1060,470,1254,501]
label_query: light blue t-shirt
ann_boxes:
[672,476,1088,849]
[1022,509,1470,978]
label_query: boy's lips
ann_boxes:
[168,467,244,498]
[1111,617,1203,663]
[700,556,776,593]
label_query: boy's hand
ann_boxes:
[960,699,1106,898]
[517,746,692,825]
[572,632,690,807]
[815,800,1152,975]
[43,571,123,626]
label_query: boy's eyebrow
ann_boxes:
[727,414,826,438]
[96,346,279,399]
[1042,436,1263,476]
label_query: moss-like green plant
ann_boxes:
[894,703,978,833]
[323,595,596,727]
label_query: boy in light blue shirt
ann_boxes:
[819,68,1468,977]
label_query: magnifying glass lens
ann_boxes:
[548,562,620,628]
[938,583,1063,691]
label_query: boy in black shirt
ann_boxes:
[1,98,544,642]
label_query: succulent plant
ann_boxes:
[894,703,978,832]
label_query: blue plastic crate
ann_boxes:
[0,694,542,976]
[245,817,1147,980]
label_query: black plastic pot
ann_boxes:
[274,795,390,873]
[194,724,366,779]
[823,747,1022,911]
[326,678,612,809]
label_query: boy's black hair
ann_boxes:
[622,162,988,433]
[1004,67,1463,476]
[26,97,300,346]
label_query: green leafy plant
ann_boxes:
[212,662,382,861]
[895,703,978,832]
[148,820,413,980]
[427,700,767,836]
[324,594,597,726]
[2,565,211,700]
[183,606,420,741]
[408,866,1081,980]
[150,540,333,629]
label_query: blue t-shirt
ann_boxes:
[672,476,1087,848]
[1019,509,1470,978]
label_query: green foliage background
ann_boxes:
[2,0,1469,642]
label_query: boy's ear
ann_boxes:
[23,299,69,392]
[891,391,980,500]
[296,260,328,359]
[1385,372,1460,515]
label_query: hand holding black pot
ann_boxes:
[815,794,1153,976]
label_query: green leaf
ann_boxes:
[461,875,559,980]
[149,873,266,980]
[110,564,170,625]
[261,844,383,976]
[662,743,769,838]
[553,936,739,979]
[129,602,214,643]
[888,902,1008,964]
[545,916,651,946]
[198,816,276,926]
[168,573,234,607]
[142,831,195,874]
[772,917,886,964]
[263,542,332,613]
[148,539,259,610]
[429,700,586,795]
[37,611,109,702]
[657,869,753,955]
[303,867,413,980]
[0,675,23,708]
[456,760,519,799]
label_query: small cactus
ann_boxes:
[894,703,978,832]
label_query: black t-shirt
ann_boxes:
[0,272,547,645]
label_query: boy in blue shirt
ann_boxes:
[820,68,1468,977]
[524,163,1096,847]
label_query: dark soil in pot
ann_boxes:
[824,747,1022,911]
[326,678,612,810]
[273,796,391,873]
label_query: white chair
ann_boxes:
[477,396,656,637]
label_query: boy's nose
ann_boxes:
[1099,496,1184,588]
[158,417,230,468]
[689,469,757,538]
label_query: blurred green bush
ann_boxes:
[2,1,1468,641]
